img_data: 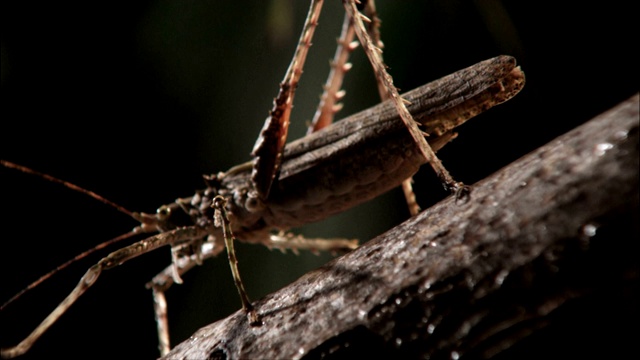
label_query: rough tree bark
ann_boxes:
[164,94,639,360]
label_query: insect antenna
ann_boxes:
[0,159,141,310]
[1,160,136,218]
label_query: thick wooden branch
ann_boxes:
[164,94,639,360]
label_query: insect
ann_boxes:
[1,1,524,358]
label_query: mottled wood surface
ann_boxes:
[164,94,639,359]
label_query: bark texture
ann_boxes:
[164,94,639,360]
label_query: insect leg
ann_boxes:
[267,232,358,255]
[0,226,209,359]
[149,285,170,357]
[144,230,356,355]
[251,0,325,199]
[361,0,387,101]
[146,238,225,356]
[307,10,357,134]
[344,0,469,198]
[212,196,259,325]
[360,1,423,215]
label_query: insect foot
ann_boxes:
[452,182,472,204]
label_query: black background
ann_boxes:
[1,1,637,359]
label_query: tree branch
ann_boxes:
[164,94,639,359]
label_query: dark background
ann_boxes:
[1,1,637,359]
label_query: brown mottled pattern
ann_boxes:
[222,56,524,232]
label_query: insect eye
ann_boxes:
[156,205,171,220]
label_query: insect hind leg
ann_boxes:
[346,0,470,210]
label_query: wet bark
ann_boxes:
[164,94,639,360]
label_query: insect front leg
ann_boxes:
[143,226,358,357]
[0,226,209,359]
[146,237,226,356]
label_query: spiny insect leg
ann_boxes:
[307,10,357,133]
[344,0,469,199]
[251,0,325,199]
[361,0,422,215]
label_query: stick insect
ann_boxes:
[1,1,524,358]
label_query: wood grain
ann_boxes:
[164,95,638,359]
